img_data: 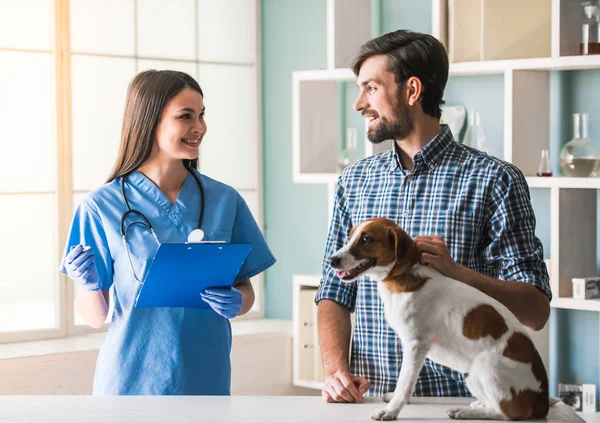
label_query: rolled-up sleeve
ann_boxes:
[484,165,552,301]
[315,177,358,311]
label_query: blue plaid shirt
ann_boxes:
[315,124,551,397]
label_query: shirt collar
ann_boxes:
[389,124,454,173]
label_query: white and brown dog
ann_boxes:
[329,218,551,421]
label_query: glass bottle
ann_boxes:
[537,149,553,177]
[338,127,359,172]
[559,113,600,177]
[580,1,600,55]
[463,109,486,151]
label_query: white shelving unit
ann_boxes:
[527,176,600,189]
[291,0,600,390]
[292,275,324,390]
[326,0,373,70]
[292,68,391,185]
[292,274,357,391]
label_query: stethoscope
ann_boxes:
[120,167,206,283]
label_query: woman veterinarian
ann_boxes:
[59,70,275,395]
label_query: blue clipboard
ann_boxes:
[135,242,252,309]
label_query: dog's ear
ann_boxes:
[390,226,419,265]
[388,227,398,258]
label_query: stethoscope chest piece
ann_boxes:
[187,228,205,243]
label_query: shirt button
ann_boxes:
[402,211,410,218]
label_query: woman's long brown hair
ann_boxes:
[106,70,204,183]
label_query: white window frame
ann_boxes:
[0,0,264,344]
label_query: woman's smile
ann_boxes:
[181,137,201,147]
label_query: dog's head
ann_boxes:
[328,218,419,282]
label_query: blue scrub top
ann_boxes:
[59,169,276,395]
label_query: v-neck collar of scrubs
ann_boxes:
[128,170,194,227]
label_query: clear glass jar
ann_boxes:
[537,149,552,177]
[559,113,600,177]
[580,1,600,55]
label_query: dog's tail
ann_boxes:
[549,397,562,407]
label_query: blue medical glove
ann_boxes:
[200,287,243,319]
[64,244,101,292]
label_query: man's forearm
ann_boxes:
[317,299,352,375]
[455,265,550,331]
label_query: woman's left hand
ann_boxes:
[200,287,243,319]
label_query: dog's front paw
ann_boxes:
[447,407,467,420]
[382,392,394,403]
[371,407,399,421]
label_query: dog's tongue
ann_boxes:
[337,270,347,278]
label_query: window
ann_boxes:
[0,0,263,343]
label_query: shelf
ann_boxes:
[294,173,339,185]
[293,274,321,288]
[551,297,600,312]
[526,176,600,189]
[293,55,600,82]
[293,169,600,191]
[450,54,600,76]
[292,68,354,82]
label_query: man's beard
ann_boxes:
[366,95,413,144]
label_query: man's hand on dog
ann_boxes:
[414,235,461,280]
[322,370,370,403]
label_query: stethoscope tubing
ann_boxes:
[119,167,205,283]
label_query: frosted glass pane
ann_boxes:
[71,55,136,191]
[0,52,55,192]
[70,0,135,55]
[0,0,54,50]
[137,0,195,60]
[0,194,58,332]
[197,0,256,63]
[137,59,197,76]
[198,64,258,190]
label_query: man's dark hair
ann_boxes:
[351,30,449,119]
